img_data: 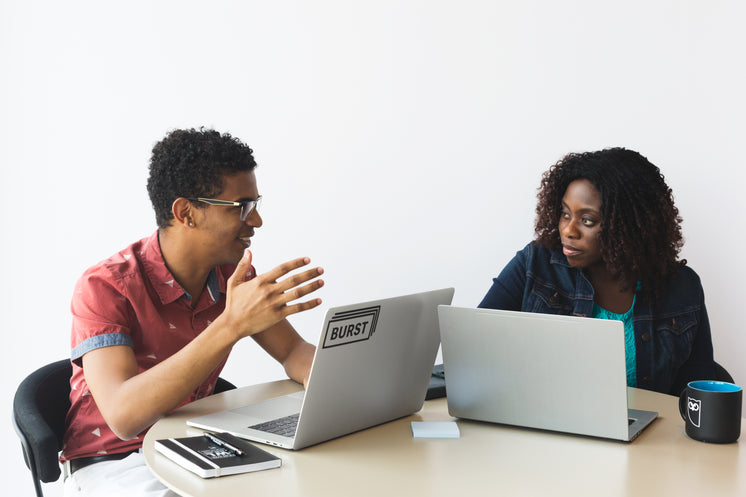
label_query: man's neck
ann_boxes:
[158,228,212,303]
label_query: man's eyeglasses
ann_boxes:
[186,196,262,221]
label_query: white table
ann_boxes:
[144,381,746,496]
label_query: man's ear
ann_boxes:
[172,198,196,228]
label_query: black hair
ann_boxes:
[534,148,685,300]
[146,128,257,229]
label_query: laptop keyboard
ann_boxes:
[249,413,300,437]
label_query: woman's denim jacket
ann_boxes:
[479,242,716,395]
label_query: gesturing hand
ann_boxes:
[223,248,324,339]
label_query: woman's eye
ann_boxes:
[582,218,596,226]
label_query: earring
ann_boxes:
[188,222,194,227]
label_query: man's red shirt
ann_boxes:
[62,231,254,460]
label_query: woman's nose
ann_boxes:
[561,219,579,239]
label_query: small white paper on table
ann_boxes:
[411,421,460,438]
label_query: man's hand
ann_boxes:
[83,249,323,440]
[223,249,324,339]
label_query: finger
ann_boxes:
[275,267,325,293]
[282,297,324,316]
[261,257,312,283]
[228,249,253,288]
[280,278,325,304]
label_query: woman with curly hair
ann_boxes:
[479,148,717,395]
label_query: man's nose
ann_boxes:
[246,209,263,228]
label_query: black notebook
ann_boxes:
[155,432,281,478]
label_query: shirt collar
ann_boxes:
[183,269,222,303]
[140,230,226,305]
[550,249,573,268]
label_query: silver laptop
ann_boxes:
[188,288,455,450]
[438,306,657,442]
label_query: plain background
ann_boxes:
[2,1,745,495]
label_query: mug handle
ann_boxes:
[679,390,688,421]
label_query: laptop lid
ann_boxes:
[188,288,455,449]
[438,306,656,442]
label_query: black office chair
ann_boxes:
[214,376,237,393]
[13,359,71,497]
[12,359,237,497]
[714,361,735,384]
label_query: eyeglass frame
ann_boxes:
[185,195,262,221]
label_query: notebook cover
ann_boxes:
[155,432,281,478]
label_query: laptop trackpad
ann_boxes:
[230,393,303,421]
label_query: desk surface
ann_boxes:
[144,381,746,497]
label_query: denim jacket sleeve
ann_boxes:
[478,245,530,311]
[634,266,717,395]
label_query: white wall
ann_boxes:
[2,1,744,495]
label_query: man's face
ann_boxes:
[193,170,263,266]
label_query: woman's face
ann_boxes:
[558,179,604,270]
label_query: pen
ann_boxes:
[203,432,245,456]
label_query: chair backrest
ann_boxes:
[714,361,735,384]
[12,359,72,497]
[214,376,237,394]
[12,358,236,497]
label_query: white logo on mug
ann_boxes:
[687,397,701,428]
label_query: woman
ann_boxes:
[479,148,717,395]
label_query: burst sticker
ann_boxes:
[322,306,381,349]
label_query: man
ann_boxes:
[61,128,324,496]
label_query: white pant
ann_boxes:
[63,452,179,497]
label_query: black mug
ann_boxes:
[679,380,742,443]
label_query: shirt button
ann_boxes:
[641,333,651,342]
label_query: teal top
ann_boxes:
[593,295,637,388]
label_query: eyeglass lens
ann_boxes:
[240,198,261,221]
